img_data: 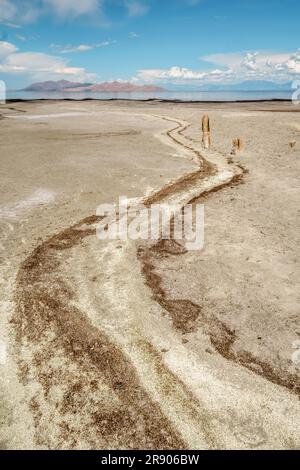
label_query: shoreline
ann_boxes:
[4,98,295,104]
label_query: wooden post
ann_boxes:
[231,138,243,155]
[202,115,211,149]
[289,140,296,149]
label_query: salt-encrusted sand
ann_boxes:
[0,100,299,449]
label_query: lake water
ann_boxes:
[6,90,292,102]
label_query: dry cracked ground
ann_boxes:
[0,100,299,450]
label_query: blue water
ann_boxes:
[6,90,292,102]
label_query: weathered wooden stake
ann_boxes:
[231,138,243,155]
[289,140,296,149]
[202,115,211,149]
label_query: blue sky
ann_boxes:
[0,0,299,88]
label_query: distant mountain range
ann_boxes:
[22,79,292,94]
[23,80,165,93]
[23,80,93,92]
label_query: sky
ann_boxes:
[0,0,299,89]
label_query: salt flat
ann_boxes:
[0,99,299,449]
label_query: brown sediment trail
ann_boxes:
[0,106,27,113]
[138,237,300,397]
[44,131,142,141]
[140,182,300,398]
[257,109,300,113]
[13,110,299,450]
[11,116,213,449]
[10,114,245,448]
[0,105,27,120]
[138,116,300,398]
[12,215,185,449]
[145,115,215,206]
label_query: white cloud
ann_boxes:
[51,44,94,53]
[283,50,300,74]
[43,0,100,19]
[0,0,17,23]
[242,52,258,71]
[0,41,18,58]
[138,66,207,82]
[0,22,21,28]
[0,47,96,82]
[0,0,151,24]
[0,0,103,24]
[136,50,300,85]
[129,31,139,38]
[124,0,149,17]
[0,1,41,23]
[136,65,233,84]
[15,34,27,41]
[203,50,300,81]
[50,40,115,53]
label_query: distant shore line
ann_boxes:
[4,98,294,105]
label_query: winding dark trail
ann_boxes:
[11,112,299,449]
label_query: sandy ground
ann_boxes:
[0,99,299,449]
